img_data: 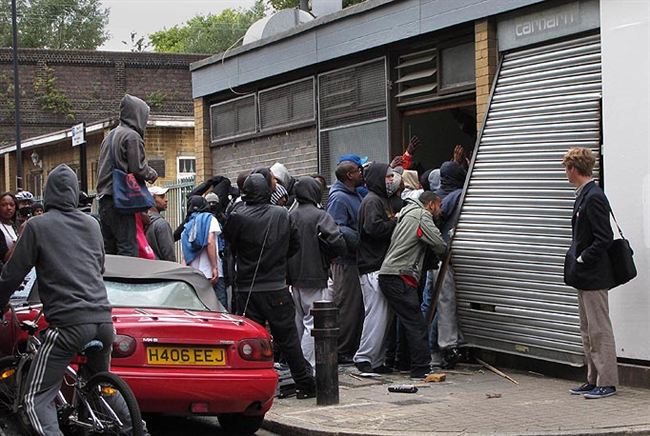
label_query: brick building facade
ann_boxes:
[0,49,204,192]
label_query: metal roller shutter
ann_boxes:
[452,34,602,366]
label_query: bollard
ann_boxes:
[311,300,339,405]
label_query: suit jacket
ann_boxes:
[563,181,615,290]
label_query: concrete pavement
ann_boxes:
[263,364,650,436]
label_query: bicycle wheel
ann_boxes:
[79,372,143,436]
[0,356,19,412]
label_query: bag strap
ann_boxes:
[609,208,625,239]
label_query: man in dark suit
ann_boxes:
[562,147,618,399]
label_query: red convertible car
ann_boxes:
[0,255,278,435]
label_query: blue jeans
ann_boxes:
[420,270,440,354]
[214,277,227,310]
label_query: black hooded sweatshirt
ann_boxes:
[224,173,299,292]
[0,165,112,327]
[357,162,397,275]
[288,177,346,289]
[96,94,158,198]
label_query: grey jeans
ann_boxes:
[24,323,114,436]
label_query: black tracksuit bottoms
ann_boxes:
[236,289,313,390]
[378,275,431,372]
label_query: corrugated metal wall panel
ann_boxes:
[453,34,602,366]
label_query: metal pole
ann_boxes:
[311,300,339,405]
[79,124,87,192]
[11,0,23,190]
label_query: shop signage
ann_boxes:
[497,0,600,52]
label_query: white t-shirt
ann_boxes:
[1,223,17,251]
[189,217,223,280]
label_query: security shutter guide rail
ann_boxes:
[450,34,602,366]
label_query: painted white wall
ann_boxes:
[600,0,650,361]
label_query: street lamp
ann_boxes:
[11,0,23,191]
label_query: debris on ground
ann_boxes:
[425,373,446,383]
[486,393,502,399]
[475,358,519,385]
[387,384,419,393]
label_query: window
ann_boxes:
[210,94,256,143]
[318,58,389,182]
[30,172,43,198]
[177,157,196,180]
[259,78,315,131]
[440,42,475,89]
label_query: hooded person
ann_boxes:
[378,191,447,379]
[271,162,298,210]
[0,164,119,435]
[96,94,158,257]
[288,177,346,370]
[353,162,398,374]
[401,169,423,200]
[223,173,316,399]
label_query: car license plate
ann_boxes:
[146,346,226,366]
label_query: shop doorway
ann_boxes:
[401,101,476,174]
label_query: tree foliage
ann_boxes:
[268,0,366,10]
[149,0,266,55]
[0,0,109,50]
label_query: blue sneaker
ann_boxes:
[569,383,595,395]
[584,386,617,399]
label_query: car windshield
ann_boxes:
[106,280,210,311]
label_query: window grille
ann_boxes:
[318,58,389,183]
[210,94,256,143]
[259,78,315,131]
[318,59,387,130]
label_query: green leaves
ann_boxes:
[149,0,267,55]
[1,0,109,50]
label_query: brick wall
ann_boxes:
[475,19,498,132]
[0,125,194,193]
[194,98,212,184]
[0,49,204,147]
[209,126,318,183]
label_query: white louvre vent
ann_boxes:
[210,94,256,143]
[259,78,315,131]
[395,48,438,104]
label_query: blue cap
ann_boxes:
[338,154,368,167]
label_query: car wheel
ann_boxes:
[217,413,264,435]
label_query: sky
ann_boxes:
[99,0,257,52]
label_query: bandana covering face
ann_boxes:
[385,171,401,197]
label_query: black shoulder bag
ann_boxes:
[608,210,637,288]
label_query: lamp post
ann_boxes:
[11,0,23,190]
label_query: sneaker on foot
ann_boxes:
[584,386,616,399]
[355,361,372,373]
[409,367,430,379]
[569,383,596,395]
[372,365,393,374]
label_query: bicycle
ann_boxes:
[0,304,144,435]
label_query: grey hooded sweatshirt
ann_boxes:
[96,94,158,198]
[0,165,112,327]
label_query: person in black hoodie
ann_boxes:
[0,165,116,435]
[96,94,158,257]
[288,177,346,369]
[354,162,398,374]
[224,173,315,399]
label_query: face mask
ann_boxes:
[386,172,402,197]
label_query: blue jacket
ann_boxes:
[181,212,214,264]
[439,189,462,242]
[326,180,363,264]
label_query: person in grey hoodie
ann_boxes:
[146,186,176,262]
[0,164,114,435]
[378,191,446,379]
[96,94,158,257]
[288,176,346,369]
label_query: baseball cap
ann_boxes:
[338,154,368,167]
[205,192,219,203]
[148,186,169,196]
